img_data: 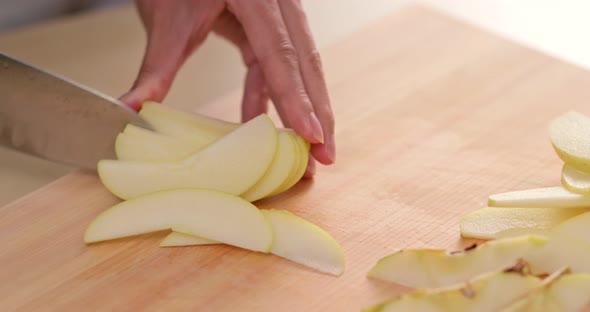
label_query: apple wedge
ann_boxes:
[269,133,311,196]
[115,125,206,162]
[84,189,273,252]
[139,102,238,137]
[241,132,298,202]
[488,186,590,208]
[523,232,590,275]
[366,235,547,288]
[562,164,590,195]
[160,232,218,247]
[363,265,542,312]
[98,114,278,200]
[460,207,589,239]
[553,211,590,243]
[160,209,345,276]
[501,270,590,312]
[549,110,590,173]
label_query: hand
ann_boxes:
[120,0,336,178]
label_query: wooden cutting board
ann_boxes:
[3,5,590,311]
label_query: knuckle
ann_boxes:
[305,49,323,74]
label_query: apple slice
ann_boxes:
[553,211,590,243]
[241,132,298,202]
[98,114,278,199]
[549,110,590,173]
[261,209,345,276]
[269,133,310,196]
[139,102,238,137]
[115,126,206,162]
[366,235,547,288]
[562,164,590,195]
[363,265,541,312]
[523,232,590,275]
[460,207,589,239]
[84,189,273,252]
[488,186,590,208]
[160,209,345,275]
[501,270,590,312]
[160,232,218,247]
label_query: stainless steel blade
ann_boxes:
[0,52,152,170]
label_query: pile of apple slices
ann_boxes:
[362,111,590,310]
[85,103,345,276]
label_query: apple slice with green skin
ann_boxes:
[488,186,590,208]
[160,232,218,247]
[367,235,547,288]
[139,102,238,137]
[98,114,278,200]
[562,164,590,195]
[160,209,345,276]
[460,207,589,240]
[363,265,542,312]
[501,271,590,312]
[549,110,590,173]
[241,132,298,202]
[84,189,273,252]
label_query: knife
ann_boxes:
[0,52,152,170]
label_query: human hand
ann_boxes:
[120,0,335,178]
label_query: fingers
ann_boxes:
[303,156,316,179]
[121,0,224,110]
[227,0,324,145]
[241,62,269,122]
[278,0,335,165]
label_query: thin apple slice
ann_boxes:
[160,232,218,247]
[562,164,590,195]
[98,114,278,199]
[367,235,547,288]
[501,270,590,312]
[549,110,590,173]
[553,211,590,243]
[115,126,205,162]
[524,232,590,275]
[241,132,298,202]
[84,189,273,252]
[261,209,345,276]
[160,209,345,275]
[269,133,310,196]
[460,207,589,239]
[139,102,238,137]
[488,186,590,208]
[363,265,541,312]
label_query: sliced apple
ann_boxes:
[241,132,298,202]
[553,211,590,243]
[523,232,590,275]
[562,164,590,195]
[261,209,345,276]
[501,270,590,312]
[160,232,218,247]
[488,186,590,208]
[139,102,238,137]
[84,189,273,252]
[160,209,345,275]
[367,235,547,288]
[269,132,310,196]
[115,126,206,162]
[98,114,278,200]
[363,266,541,312]
[460,207,589,240]
[549,110,590,173]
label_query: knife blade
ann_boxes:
[0,52,152,170]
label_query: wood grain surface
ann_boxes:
[3,5,590,311]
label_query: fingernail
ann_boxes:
[309,112,324,144]
[326,136,336,163]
